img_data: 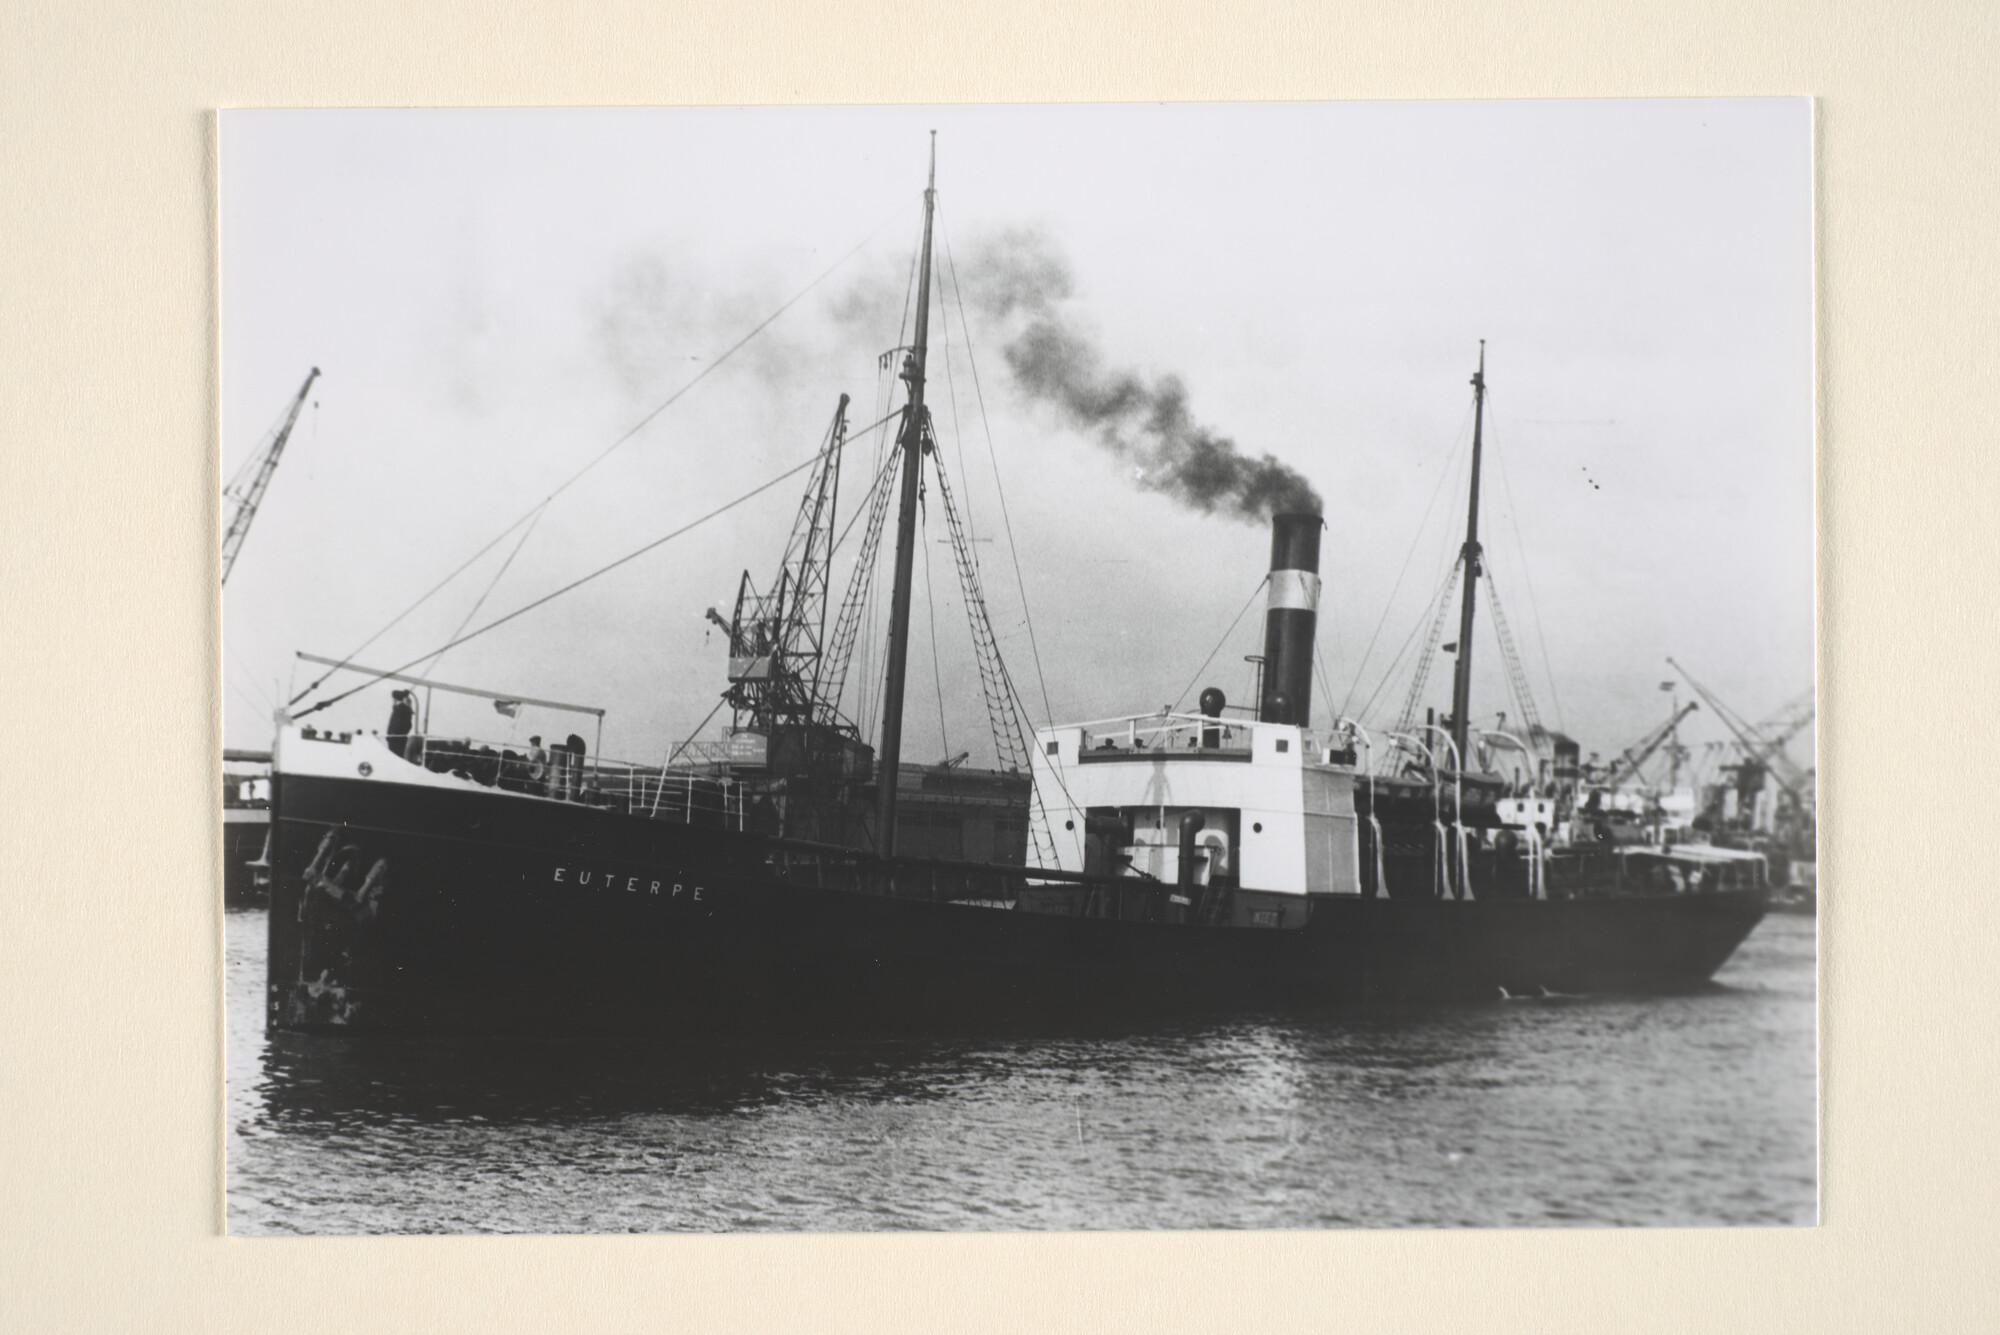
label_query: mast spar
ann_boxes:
[1447,341,1487,771]
[873,133,938,856]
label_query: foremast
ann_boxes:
[873,134,939,856]
[1446,341,1487,770]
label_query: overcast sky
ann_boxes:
[220,101,1812,783]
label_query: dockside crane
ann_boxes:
[221,367,320,585]
[1599,701,1701,789]
[1748,689,1816,782]
[1666,658,1813,797]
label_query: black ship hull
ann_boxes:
[267,770,1767,1036]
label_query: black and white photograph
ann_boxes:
[220,101,1815,1233]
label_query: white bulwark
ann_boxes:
[273,723,495,792]
[1028,712,1363,896]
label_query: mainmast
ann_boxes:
[873,134,938,856]
[1447,341,1486,771]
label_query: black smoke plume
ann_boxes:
[959,227,1321,522]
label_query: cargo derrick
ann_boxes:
[711,395,874,843]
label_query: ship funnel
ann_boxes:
[1257,512,1323,726]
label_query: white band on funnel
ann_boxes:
[1267,569,1321,612]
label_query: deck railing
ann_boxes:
[1060,710,1361,766]
[1067,711,1257,757]
[351,729,755,830]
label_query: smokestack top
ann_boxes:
[1269,512,1323,575]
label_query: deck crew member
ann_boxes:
[386,689,416,760]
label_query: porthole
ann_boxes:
[1253,822,1263,833]
[357,762,373,777]
[1065,819,1075,830]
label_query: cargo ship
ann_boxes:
[264,146,1767,1036]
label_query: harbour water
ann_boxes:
[227,909,1816,1232]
